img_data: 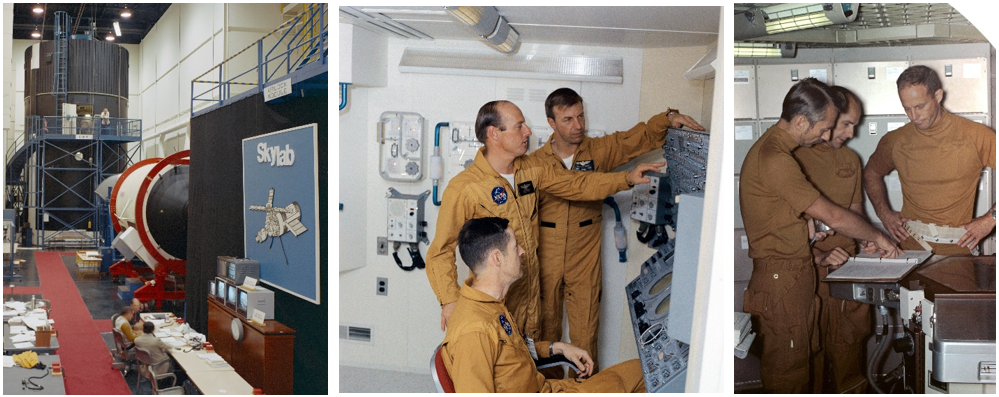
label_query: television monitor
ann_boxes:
[237,289,249,317]
[226,284,238,310]
[215,278,227,303]
[209,280,216,298]
[225,258,260,285]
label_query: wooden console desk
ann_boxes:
[207,298,295,395]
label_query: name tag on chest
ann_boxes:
[572,159,595,171]
[517,181,536,196]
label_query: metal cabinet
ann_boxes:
[734,121,757,174]
[757,63,833,118]
[734,65,758,120]
[913,58,989,114]
[834,61,910,116]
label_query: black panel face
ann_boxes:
[626,240,689,393]
[146,165,189,259]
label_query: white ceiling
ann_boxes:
[339,6,721,48]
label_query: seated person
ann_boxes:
[440,217,646,393]
[134,321,172,375]
[113,307,141,346]
[130,298,147,327]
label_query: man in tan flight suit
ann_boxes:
[793,86,872,393]
[740,78,901,393]
[427,100,664,343]
[440,217,645,393]
[864,65,996,255]
[529,88,704,377]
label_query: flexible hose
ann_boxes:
[866,307,890,394]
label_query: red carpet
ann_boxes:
[34,251,132,395]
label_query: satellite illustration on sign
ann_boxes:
[249,187,308,265]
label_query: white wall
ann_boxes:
[338,31,714,372]
[138,3,286,158]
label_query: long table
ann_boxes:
[140,313,253,395]
[3,354,66,394]
[4,323,59,355]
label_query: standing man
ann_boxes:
[864,65,996,255]
[529,88,704,376]
[440,217,646,393]
[740,78,901,393]
[427,100,664,343]
[792,86,871,393]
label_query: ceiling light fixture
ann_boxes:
[31,26,41,38]
[484,17,519,54]
[106,32,115,42]
[113,21,122,36]
[120,5,132,19]
[764,3,857,35]
[445,6,521,54]
[32,4,44,14]
[735,3,859,41]
[445,6,500,37]
[734,42,796,58]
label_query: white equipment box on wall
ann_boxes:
[379,112,425,181]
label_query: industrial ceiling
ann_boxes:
[734,3,988,48]
[10,3,171,45]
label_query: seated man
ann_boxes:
[134,321,173,375]
[440,217,645,393]
[113,307,141,346]
[129,298,146,328]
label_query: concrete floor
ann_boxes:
[339,365,437,393]
[5,247,188,395]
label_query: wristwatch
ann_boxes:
[665,108,679,117]
[991,207,995,220]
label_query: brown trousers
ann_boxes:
[744,258,820,393]
[812,265,872,393]
[545,359,646,392]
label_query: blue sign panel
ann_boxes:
[243,124,320,304]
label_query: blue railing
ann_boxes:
[191,4,328,117]
[24,116,142,140]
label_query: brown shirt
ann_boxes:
[866,109,996,226]
[740,125,822,260]
[793,144,863,255]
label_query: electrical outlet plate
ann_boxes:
[377,277,388,296]
[377,237,388,255]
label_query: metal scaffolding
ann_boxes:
[15,116,142,248]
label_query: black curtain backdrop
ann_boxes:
[188,92,327,394]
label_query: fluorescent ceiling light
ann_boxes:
[734,42,795,58]
[764,3,858,35]
[399,47,623,84]
[485,17,519,53]
[113,21,122,37]
[445,6,500,37]
[446,6,520,54]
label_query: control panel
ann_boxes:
[626,240,689,393]
[664,127,709,195]
[630,172,674,226]
[386,188,429,245]
[379,112,425,181]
